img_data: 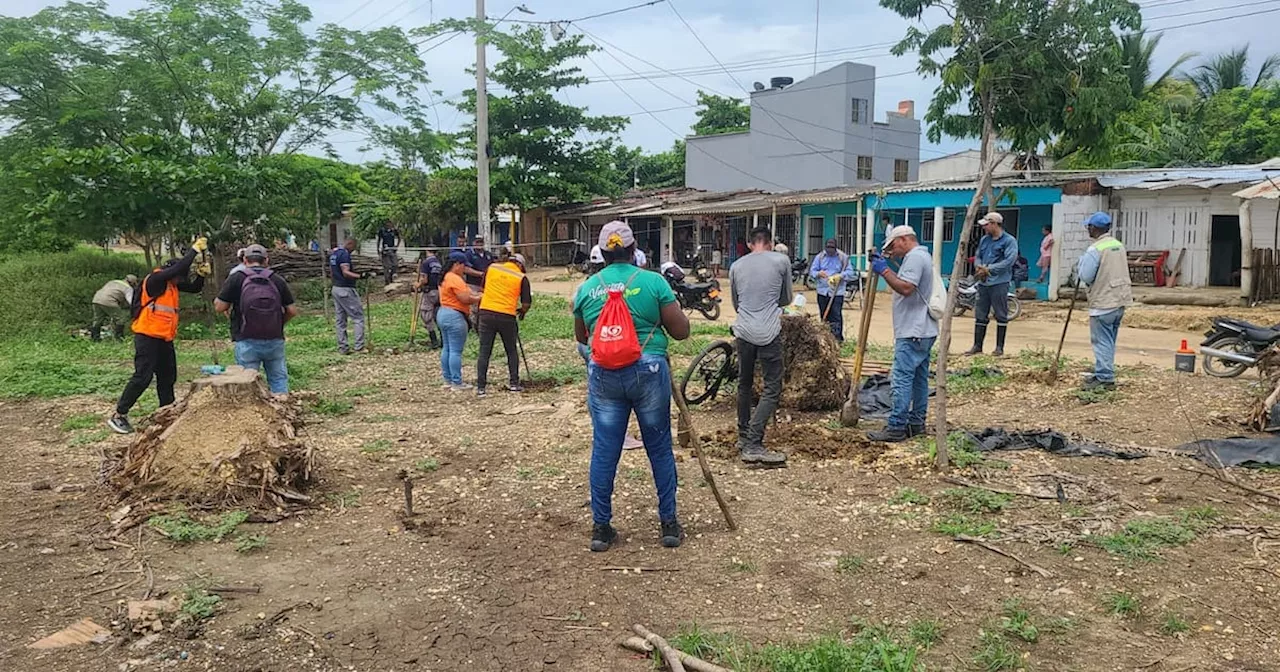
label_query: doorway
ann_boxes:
[806,216,825,259]
[1209,215,1242,286]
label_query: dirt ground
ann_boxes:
[2,323,1280,671]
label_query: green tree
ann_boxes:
[351,164,476,243]
[1121,30,1196,99]
[1201,84,1280,165]
[611,141,686,191]
[692,91,750,136]
[1186,47,1280,99]
[879,0,1140,467]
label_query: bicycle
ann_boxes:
[680,338,738,405]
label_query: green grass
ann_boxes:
[1074,387,1119,404]
[999,599,1040,643]
[668,623,925,672]
[310,397,354,417]
[179,584,222,622]
[1159,612,1190,635]
[931,513,997,538]
[360,439,393,455]
[326,489,362,509]
[147,510,248,543]
[59,413,101,432]
[971,630,1021,671]
[414,457,440,473]
[1091,508,1219,561]
[1103,591,1140,618]
[0,248,148,337]
[68,429,111,446]
[342,385,382,398]
[940,488,1014,514]
[1016,346,1074,372]
[835,554,865,574]
[727,557,758,573]
[907,619,943,649]
[918,432,1006,470]
[890,487,930,506]
[234,533,267,554]
[949,362,1007,395]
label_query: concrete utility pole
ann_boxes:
[475,0,491,249]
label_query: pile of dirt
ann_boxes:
[107,366,315,506]
[761,314,848,411]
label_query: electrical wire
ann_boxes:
[1145,0,1280,21]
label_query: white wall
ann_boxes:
[685,132,754,192]
[1053,194,1109,284]
[919,151,1018,182]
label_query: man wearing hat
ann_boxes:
[808,238,858,341]
[868,226,938,442]
[1076,212,1132,391]
[90,274,139,341]
[215,244,299,395]
[965,212,1019,357]
[464,234,494,289]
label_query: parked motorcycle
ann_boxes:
[951,276,1023,321]
[667,276,722,321]
[791,257,813,289]
[1200,317,1280,378]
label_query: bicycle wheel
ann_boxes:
[681,340,734,405]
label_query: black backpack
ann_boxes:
[239,268,284,340]
[1013,256,1030,283]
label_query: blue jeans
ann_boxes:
[234,339,288,394]
[1089,308,1125,383]
[587,354,678,525]
[888,337,935,429]
[437,308,468,385]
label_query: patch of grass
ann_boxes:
[1103,591,1140,618]
[999,599,1040,643]
[908,618,943,649]
[1179,506,1222,530]
[931,513,997,538]
[890,487,930,506]
[234,533,267,554]
[342,385,381,398]
[148,510,248,543]
[835,554,865,574]
[68,428,111,446]
[727,557,757,573]
[414,457,440,473]
[667,625,755,671]
[310,397,354,417]
[459,435,474,447]
[919,432,1006,470]
[179,585,222,622]
[1091,513,1209,562]
[59,413,100,432]
[326,489,361,509]
[1159,612,1190,635]
[516,467,534,480]
[624,468,646,481]
[360,439,393,455]
[949,362,1007,395]
[971,630,1021,671]
[1055,542,1074,556]
[668,623,927,672]
[940,487,1014,514]
[1017,346,1072,371]
[539,466,563,477]
[1074,387,1119,404]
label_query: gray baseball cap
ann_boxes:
[243,244,269,260]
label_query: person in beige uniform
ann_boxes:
[90,274,138,341]
[1076,212,1132,391]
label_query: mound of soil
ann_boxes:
[760,314,848,411]
[108,366,315,506]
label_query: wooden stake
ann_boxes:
[632,624,688,672]
[840,273,877,426]
[669,374,737,531]
[409,253,424,346]
[1048,277,1082,384]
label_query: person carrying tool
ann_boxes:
[867,226,938,443]
[1076,212,1132,392]
[214,244,299,395]
[728,226,790,466]
[572,221,690,552]
[809,238,857,341]
[106,238,210,434]
[414,251,444,350]
[376,221,400,285]
[964,212,1018,357]
[475,248,532,397]
[330,238,368,355]
[90,274,138,341]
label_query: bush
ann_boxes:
[0,249,148,335]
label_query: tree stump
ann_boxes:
[108,366,315,506]
[752,314,849,411]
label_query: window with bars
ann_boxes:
[857,156,873,181]
[836,215,855,252]
[921,210,934,242]
[943,210,956,242]
[851,98,869,124]
[774,214,798,254]
[894,159,909,182]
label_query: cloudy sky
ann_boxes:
[9,0,1280,164]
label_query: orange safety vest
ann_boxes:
[130,271,180,341]
[478,262,524,316]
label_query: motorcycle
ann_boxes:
[666,274,721,320]
[791,257,813,289]
[951,276,1023,321]
[1199,317,1280,378]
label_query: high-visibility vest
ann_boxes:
[479,262,524,316]
[131,271,180,341]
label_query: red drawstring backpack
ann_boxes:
[590,270,655,369]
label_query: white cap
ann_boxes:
[589,245,604,263]
[980,212,1004,225]
[883,225,916,248]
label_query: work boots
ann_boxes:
[964,325,987,356]
[427,330,441,350]
[994,326,1008,357]
[90,326,102,342]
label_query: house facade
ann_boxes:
[684,62,921,193]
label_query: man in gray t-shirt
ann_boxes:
[868,225,939,443]
[728,227,792,466]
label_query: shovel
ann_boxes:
[840,271,878,426]
[1048,277,1082,384]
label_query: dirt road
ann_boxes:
[530,271,1203,368]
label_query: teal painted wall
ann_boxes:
[798,202,861,258]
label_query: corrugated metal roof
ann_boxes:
[655,194,774,215]
[767,185,878,205]
[1096,165,1280,190]
[1235,179,1280,200]
[880,177,1065,194]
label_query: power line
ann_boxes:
[601,42,900,82]
[1145,0,1280,21]
[494,0,667,25]
[1148,3,1280,31]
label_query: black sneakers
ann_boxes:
[908,424,926,437]
[739,444,787,465]
[107,414,134,435]
[1082,377,1116,392]
[660,520,685,548]
[590,523,617,552]
[507,383,523,392]
[868,426,911,443]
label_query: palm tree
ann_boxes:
[1186,46,1280,98]
[1121,30,1196,99]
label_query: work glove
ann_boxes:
[827,274,841,288]
[195,262,212,277]
[870,254,889,276]
[975,266,990,281]
[192,236,209,253]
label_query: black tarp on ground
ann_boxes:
[965,428,1148,459]
[1177,436,1280,468]
[855,369,1002,420]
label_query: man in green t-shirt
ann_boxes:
[572,221,691,554]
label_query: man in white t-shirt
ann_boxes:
[633,247,648,268]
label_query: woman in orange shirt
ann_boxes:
[438,251,480,390]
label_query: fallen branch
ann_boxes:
[941,476,1057,500]
[1177,466,1280,504]
[633,624,688,672]
[1173,592,1271,637]
[953,535,1053,578]
[208,585,262,594]
[600,566,681,573]
[622,631,732,672]
[78,579,136,598]
[1243,564,1280,580]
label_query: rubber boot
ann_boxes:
[428,330,441,350]
[90,326,102,342]
[113,324,126,340]
[994,326,1008,357]
[963,325,987,355]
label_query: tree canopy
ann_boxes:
[691,92,750,137]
